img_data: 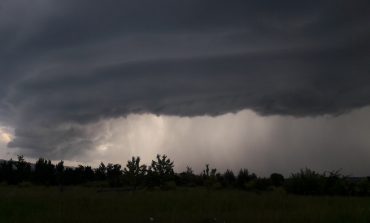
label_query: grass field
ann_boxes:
[1,185,370,223]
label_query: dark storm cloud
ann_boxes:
[0,0,369,157]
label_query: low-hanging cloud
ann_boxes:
[55,108,370,176]
[0,0,370,160]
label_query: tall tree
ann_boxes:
[15,155,31,183]
[123,156,147,190]
[107,163,122,187]
[34,158,55,185]
[95,162,107,181]
[148,154,174,187]
[56,160,65,191]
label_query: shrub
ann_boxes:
[285,168,324,195]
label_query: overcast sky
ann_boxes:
[0,0,369,176]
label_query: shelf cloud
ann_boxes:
[0,1,369,172]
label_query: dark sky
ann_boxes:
[0,0,370,175]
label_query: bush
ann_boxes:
[237,169,257,189]
[285,169,324,195]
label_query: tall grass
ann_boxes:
[0,185,370,223]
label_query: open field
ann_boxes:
[0,186,370,223]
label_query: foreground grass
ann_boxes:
[0,185,370,223]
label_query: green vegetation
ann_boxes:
[0,186,370,223]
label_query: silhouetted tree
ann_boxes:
[84,166,95,182]
[178,166,199,186]
[355,178,370,196]
[95,162,107,181]
[202,164,218,189]
[75,165,85,180]
[148,154,174,188]
[73,165,92,184]
[56,160,65,190]
[64,167,77,185]
[270,173,284,187]
[0,161,4,183]
[34,158,55,185]
[107,163,122,187]
[123,156,147,190]
[237,169,257,189]
[202,164,217,178]
[222,169,236,187]
[1,159,17,184]
[15,155,31,183]
[321,170,353,196]
[285,168,324,195]
[2,154,370,196]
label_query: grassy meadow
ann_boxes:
[0,185,370,223]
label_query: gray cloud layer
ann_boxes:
[0,0,369,158]
[82,108,370,177]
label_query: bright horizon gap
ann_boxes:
[2,106,370,177]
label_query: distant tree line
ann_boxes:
[1,155,370,196]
